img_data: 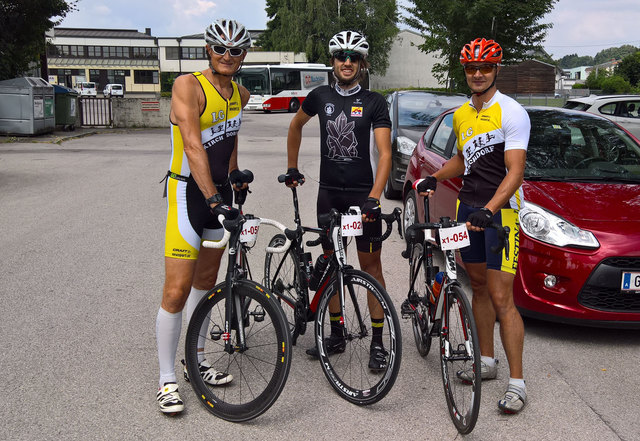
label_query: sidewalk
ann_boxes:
[0,126,102,144]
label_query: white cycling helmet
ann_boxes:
[204,19,251,49]
[328,30,369,57]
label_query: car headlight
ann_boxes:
[519,202,599,249]
[397,136,417,156]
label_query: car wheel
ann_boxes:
[288,99,300,113]
[384,175,402,200]
[403,189,418,238]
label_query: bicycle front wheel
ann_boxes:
[439,284,481,434]
[409,243,432,357]
[315,269,402,405]
[185,279,292,422]
[264,234,304,343]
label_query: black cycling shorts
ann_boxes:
[316,188,382,253]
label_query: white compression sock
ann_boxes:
[481,355,497,367]
[156,307,182,387]
[185,287,209,363]
[509,377,526,390]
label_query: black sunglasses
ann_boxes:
[333,51,362,62]
[211,45,245,57]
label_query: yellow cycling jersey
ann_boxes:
[453,90,530,210]
[168,72,243,185]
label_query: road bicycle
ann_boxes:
[263,175,403,405]
[184,171,294,422]
[401,196,509,434]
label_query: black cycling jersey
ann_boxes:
[302,84,391,191]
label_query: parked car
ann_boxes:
[76,81,97,97]
[403,106,640,327]
[383,90,468,199]
[564,94,640,139]
[103,84,124,98]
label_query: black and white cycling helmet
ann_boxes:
[328,30,369,57]
[204,19,251,49]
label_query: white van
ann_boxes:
[103,84,124,98]
[77,82,97,97]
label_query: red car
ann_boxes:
[402,106,640,327]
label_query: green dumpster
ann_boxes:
[53,84,79,131]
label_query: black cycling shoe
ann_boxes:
[306,335,346,358]
[368,343,389,372]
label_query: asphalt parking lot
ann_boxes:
[1,112,639,440]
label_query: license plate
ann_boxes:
[621,272,640,292]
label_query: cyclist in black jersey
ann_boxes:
[415,38,529,414]
[155,19,252,416]
[286,31,393,371]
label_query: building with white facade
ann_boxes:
[369,30,445,90]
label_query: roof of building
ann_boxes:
[53,28,155,39]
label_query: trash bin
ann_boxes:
[53,84,78,131]
[0,77,55,135]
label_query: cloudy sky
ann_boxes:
[57,0,640,59]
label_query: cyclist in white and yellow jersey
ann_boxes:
[155,18,251,415]
[416,38,529,414]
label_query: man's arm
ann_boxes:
[369,126,392,200]
[286,108,312,178]
[171,74,218,203]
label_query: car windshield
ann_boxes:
[397,93,467,127]
[525,109,640,182]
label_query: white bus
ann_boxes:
[235,64,332,113]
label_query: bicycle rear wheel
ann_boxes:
[264,234,305,343]
[315,269,402,405]
[409,243,432,357]
[185,279,291,422]
[439,284,481,434]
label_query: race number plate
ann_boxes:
[439,224,470,250]
[341,214,363,237]
[621,272,640,293]
[240,218,260,243]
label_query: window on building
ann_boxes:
[165,47,179,60]
[89,70,100,83]
[181,47,206,60]
[132,47,158,59]
[88,46,100,57]
[134,70,159,84]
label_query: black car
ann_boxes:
[384,90,468,199]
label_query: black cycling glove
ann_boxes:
[414,176,438,193]
[466,208,493,228]
[285,167,305,186]
[211,203,239,221]
[361,197,381,221]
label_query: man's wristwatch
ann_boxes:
[205,193,223,206]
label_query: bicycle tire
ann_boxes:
[185,279,292,422]
[315,269,402,405]
[409,243,432,357]
[439,284,481,434]
[264,234,305,343]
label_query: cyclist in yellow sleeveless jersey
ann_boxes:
[416,38,529,414]
[155,19,251,415]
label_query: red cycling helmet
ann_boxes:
[460,38,503,65]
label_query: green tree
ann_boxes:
[403,0,557,92]
[594,45,639,65]
[258,0,399,75]
[0,0,77,80]
[601,75,632,94]
[557,53,594,69]
[585,69,609,90]
[615,51,640,87]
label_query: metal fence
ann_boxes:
[79,97,112,126]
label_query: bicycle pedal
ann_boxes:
[250,306,265,322]
[209,325,222,341]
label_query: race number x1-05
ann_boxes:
[240,218,261,243]
[439,224,470,251]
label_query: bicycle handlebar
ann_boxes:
[201,215,292,253]
[402,218,510,259]
[233,169,254,206]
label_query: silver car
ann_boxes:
[564,94,640,139]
